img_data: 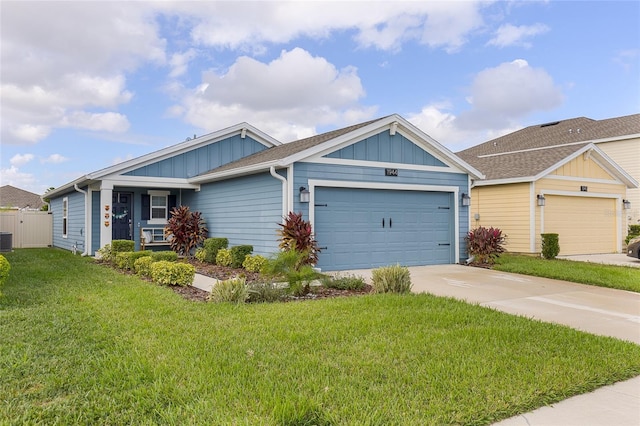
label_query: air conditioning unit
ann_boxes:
[0,233,12,252]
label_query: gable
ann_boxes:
[323,130,447,167]
[550,153,615,180]
[124,135,268,178]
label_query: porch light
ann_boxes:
[299,186,310,203]
[537,194,546,207]
[461,193,471,207]
[623,199,631,210]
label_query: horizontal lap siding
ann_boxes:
[51,190,85,252]
[183,173,282,256]
[471,184,531,253]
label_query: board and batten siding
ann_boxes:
[596,137,640,229]
[125,135,267,178]
[471,183,531,253]
[293,161,471,260]
[182,172,283,256]
[51,190,86,252]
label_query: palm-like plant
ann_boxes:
[277,211,320,265]
[164,206,208,257]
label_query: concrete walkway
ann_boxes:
[339,264,640,426]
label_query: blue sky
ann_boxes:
[2,1,639,195]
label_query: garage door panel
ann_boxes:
[545,196,616,255]
[315,187,454,270]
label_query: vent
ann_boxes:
[540,121,560,128]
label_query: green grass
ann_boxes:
[495,254,640,293]
[2,249,640,425]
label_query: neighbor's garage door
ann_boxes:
[545,195,616,255]
[314,187,455,270]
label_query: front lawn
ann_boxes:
[494,254,640,293]
[2,249,640,425]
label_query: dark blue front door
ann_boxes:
[112,192,133,240]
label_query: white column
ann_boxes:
[100,182,113,249]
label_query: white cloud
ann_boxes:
[0,166,37,193]
[176,48,376,141]
[487,23,550,48]
[60,111,130,133]
[169,49,197,78]
[41,154,69,164]
[10,153,34,167]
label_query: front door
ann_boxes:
[112,192,133,240]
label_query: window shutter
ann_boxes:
[141,194,150,220]
[168,195,177,212]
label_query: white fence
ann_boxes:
[0,211,53,249]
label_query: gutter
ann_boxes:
[73,184,90,256]
[269,166,288,217]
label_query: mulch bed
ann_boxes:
[176,259,373,302]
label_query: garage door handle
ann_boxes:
[382,218,385,228]
[389,218,392,228]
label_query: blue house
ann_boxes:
[46,115,483,271]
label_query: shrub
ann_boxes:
[246,282,285,303]
[262,249,320,297]
[277,211,320,265]
[242,254,267,272]
[626,225,640,245]
[133,256,154,278]
[230,245,253,268]
[164,205,208,257]
[115,250,153,270]
[150,261,195,286]
[96,243,114,263]
[0,254,10,296]
[151,251,178,262]
[541,233,560,260]
[111,240,134,254]
[216,248,233,267]
[371,264,412,294]
[208,277,248,304]
[203,237,228,264]
[465,226,506,265]
[322,273,366,291]
[194,247,207,262]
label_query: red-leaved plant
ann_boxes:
[277,211,320,266]
[465,226,506,265]
[164,206,208,258]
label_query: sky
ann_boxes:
[1,1,639,196]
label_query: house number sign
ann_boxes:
[385,168,399,176]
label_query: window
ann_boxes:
[62,197,68,238]
[144,191,173,224]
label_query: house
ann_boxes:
[0,185,46,210]
[45,115,483,271]
[457,114,639,256]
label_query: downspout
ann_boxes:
[269,166,288,217]
[74,184,90,256]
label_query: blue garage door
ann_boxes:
[314,187,454,270]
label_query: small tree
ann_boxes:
[465,226,506,265]
[277,211,320,265]
[164,206,208,257]
[541,233,560,259]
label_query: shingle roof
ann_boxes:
[457,113,640,181]
[199,117,388,175]
[0,185,45,210]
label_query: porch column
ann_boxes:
[100,182,113,249]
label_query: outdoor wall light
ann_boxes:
[461,193,471,207]
[537,194,546,207]
[299,186,310,203]
[623,199,631,210]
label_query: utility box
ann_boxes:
[0,232,12,252]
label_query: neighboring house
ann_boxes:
[0,185,45,210]
[45,115,482,271]
[457,114,639,256]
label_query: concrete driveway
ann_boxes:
[342,264,640,344]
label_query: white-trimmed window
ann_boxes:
[148,190,170,224]
[62,197,68,238]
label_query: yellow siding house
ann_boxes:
[458,114,639,256]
